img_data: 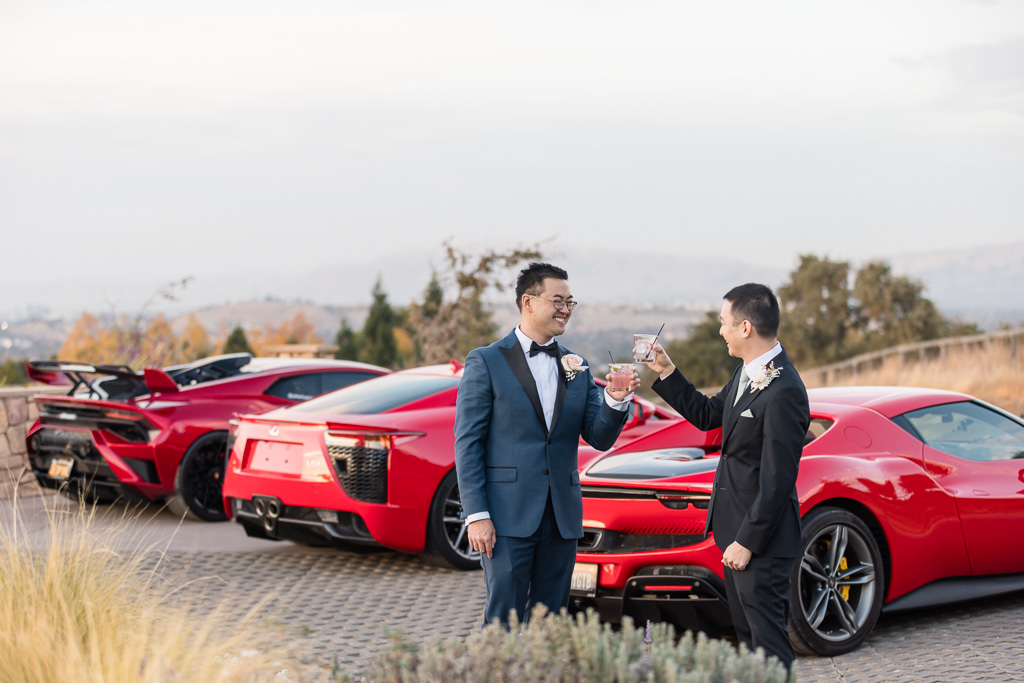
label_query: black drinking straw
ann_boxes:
[646,323,666,360]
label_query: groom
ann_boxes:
[454,262,638,627]
[647,283,809,671]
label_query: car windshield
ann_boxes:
[286,373,459,415]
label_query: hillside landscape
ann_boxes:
[2,242,1023,366]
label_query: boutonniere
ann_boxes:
[749,362,782,392]
[561,354,588,382]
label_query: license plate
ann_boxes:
[570,562,598,597]
[48,457,74,480]
[248,440,305,475]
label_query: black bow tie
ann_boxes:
[529,341,559,358]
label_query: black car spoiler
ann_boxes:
[26,353,255,401]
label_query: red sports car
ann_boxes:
[25,354,389,520]
[221,362,677,569]
[570,386,1024,655]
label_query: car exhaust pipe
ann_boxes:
[252,495,283,535]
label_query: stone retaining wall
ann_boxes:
[0,385,67,499]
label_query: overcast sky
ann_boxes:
[1,0,1022,314]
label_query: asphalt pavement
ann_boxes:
[3,489,1023,682]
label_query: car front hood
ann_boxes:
[583,447,720,482]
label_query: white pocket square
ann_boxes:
[740,409,754,418]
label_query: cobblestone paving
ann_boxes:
[5,489,1023,681]
[141,547,1024,681]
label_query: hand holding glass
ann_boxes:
[633,334,658,364]
[608,363,636,390]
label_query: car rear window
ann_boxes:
[286,374,459,415]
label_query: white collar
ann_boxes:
[515,326,555,355]
[743,341,783,376]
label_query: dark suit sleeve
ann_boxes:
[651,368,729,432]
[734,380,809,554]
[579,367,629,451]
[453,349,493,519]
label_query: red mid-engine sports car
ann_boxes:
[25,354,389,520]
[222,362,677,569]
[570,386,1024,655]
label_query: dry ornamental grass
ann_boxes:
[0,498,303,682]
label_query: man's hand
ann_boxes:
[604,369,641,402]
[468,518,497,558]
[646,344,676,377]
[722,541,752,571]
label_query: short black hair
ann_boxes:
[724,283,780,339]
[515,262,568,311]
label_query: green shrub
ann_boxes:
[341,606,791,683]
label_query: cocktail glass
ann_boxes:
[608,362,635,389]
[633,334,658,363]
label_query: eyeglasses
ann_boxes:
[531,295,578,311]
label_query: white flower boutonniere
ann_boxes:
[749,361,782,393]
[561,354,588,382]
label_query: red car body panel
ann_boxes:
[222,364,680,565]
[574,386,1024,637]
[25,358,390,518]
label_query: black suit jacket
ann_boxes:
[652,349,809,558]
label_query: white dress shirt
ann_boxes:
[740,342,782,389]
[465,327,632,525]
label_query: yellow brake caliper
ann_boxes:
[824,540,852,601]
[839,556,850,601]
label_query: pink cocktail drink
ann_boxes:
[608,363,635,389]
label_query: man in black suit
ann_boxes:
[647,282,809,671]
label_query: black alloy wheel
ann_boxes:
[421,469,482,570]
[167,431,229,522]
[789,507,886,656]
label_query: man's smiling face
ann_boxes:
[521,278,574,341]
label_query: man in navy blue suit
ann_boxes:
[454,262,639,627]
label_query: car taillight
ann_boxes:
[324,431,392,451]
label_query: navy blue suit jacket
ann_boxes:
[454,329,628,539]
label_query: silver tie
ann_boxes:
[734,367,749,405]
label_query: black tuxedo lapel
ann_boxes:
[499,344,547,429]
[720,364,745,440]
[549,346,567,434]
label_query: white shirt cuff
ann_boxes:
[604,388,632,410]
[465,511,490,525]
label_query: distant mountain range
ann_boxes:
[3,241,1023,362]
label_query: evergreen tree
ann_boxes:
[777,254,960,367]
[853,261,946,351]
[778,255,854,367]
[223,325,254,355]
[334,317,361,360]
[361,278,399,368]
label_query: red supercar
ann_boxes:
[569,385,1024,655]
[25,354,389,520]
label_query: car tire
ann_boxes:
[789,507,886,656]
[421,469,481,571]
[166,431,229,522]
